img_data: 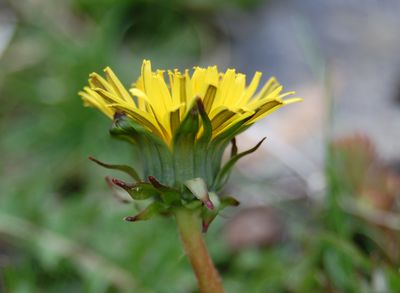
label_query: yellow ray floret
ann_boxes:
[79,60,302,145]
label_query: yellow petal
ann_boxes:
[283,97,303,104]
[79,87,114,118]
[213,69,236,109]
[245,100,283,125]
[89,72,112,92]
[213,110,254,137]
[236,71,262,106]
[104,67,135,107]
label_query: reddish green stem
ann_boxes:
[175,208,224,293]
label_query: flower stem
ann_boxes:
[175,208,224,293]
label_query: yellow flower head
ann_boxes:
[79,60,301,146]
[82,60,303,226]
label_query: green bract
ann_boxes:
[91,99,264,231]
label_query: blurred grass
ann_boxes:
[1,0,400,292]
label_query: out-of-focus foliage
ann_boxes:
[1,0,400,292]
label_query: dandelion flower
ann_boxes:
[80,59,301,224]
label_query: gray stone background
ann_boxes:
[205,0,400,202]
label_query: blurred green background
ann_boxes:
[1,0,400,292]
